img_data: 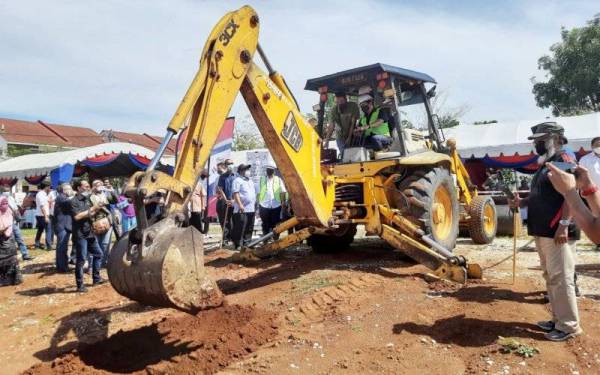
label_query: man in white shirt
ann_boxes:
[34,181,53,250]
[257,165,287,236]
[231,164,256,250]
[578,136,600,250]
[579,137,600,186]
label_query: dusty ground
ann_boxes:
[1,231,599,375]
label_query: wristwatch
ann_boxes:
[559,219,571,226]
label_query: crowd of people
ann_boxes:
[0,178,136,291]
[215,159,288,250]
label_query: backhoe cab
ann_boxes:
[306,63,444,163]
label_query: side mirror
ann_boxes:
[426,85,437,98]
[312,104,321,112]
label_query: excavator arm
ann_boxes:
[108,6,335,313]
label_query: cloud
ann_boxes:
[0,0,596,134]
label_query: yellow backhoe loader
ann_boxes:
[107,5,494,313]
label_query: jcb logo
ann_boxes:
[281,112,303,152]
[219,19,239,46]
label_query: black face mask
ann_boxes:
[534,141,547,155]
[360,104,370,113]
[266,169,274,176]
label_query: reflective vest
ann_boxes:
[258,176,282,204]
[360,107,389,136]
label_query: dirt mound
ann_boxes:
[24,304,278,375]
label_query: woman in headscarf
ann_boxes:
[0,197,22,286]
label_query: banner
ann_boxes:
[206,117,235,217]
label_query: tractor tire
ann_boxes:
[308,224,357,253]
[468,195,497,244]
[398,167,459,249]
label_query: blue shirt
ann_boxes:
[217,172,235,199]
[231,175,256,213]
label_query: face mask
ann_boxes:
[266,169,274,176]
[360,104,369,113]
[227,165,233,172]
[200,174,207,180]
[534,141,547,156]
[594,147,600,155]
[243,170,251,178]
[81,191,91,197]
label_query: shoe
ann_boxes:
[35,244,45,250]
[536,320,555,332]
[76,286,88,293]
[545,329,582,341]
[93,279,107,286]
[68,259,75,265]
[543,294,549,303]
[575,284,581,297]
[22,255,35,261]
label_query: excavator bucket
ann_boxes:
[107,217,223,313]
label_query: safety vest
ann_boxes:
[258,176,282,204]
[360,107,389,136]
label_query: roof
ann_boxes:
[444,112,600,158]
[0,142,174,179]
[305,63,436,92]
[0,118,104,148]
[102,130,177,155]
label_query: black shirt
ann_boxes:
[70,193,93,239]
[527,151,580,239]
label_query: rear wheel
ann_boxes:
[308,224,357,253]
[468,195,497,244]
[398,166,459,249]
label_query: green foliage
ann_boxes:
[532,14,600,116]
[473,120,498,125]
[438,115,460,129]
[232,116,265,151]
[497,336,540,358]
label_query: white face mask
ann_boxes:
[243,170,251,178]
[594,147,600,155]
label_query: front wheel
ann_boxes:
[399,167,459,249]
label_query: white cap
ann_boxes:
[358,94,373,104]
[358,86,372,95]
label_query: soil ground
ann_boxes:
[1,230,600,375]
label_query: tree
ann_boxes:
[431,90,470,129]
[232,115,265,151]
[532,14,600,116]
[473,120,498,125]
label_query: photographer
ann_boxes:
[546,163,600,243]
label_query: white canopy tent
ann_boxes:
[444,112,600,158]
[0,142,173,179]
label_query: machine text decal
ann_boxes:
[219,19,239,46]
[282,112,303,152]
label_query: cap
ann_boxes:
[334,90,346,97]
[237,163,252,173]
[358,94,373,104]
[224,158,234,165]
[527,121,564,140]
[358,86,372,96]
[265,164,276,170]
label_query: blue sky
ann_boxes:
[0,1,597,134]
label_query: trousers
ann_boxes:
[535,237,580,333]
